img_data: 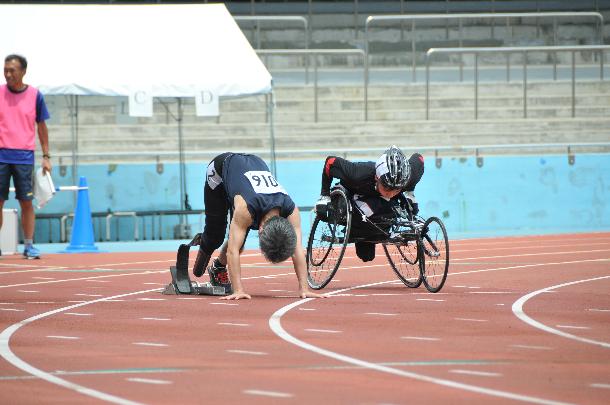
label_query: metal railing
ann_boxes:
[365,12,605,83]
[256,49,366,122]
[234,16,309,51]
[425,45,610,120]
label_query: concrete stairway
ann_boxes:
[44,80,610,163]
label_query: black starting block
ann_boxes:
[162,234,230,296]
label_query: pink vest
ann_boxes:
[0,84,38,151]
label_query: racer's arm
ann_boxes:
[401,153,425,214]
[320,156,364,196]
[221,196,253,300]
[287,207,326,299]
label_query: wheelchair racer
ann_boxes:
[316,146,424,262]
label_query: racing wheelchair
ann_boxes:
[306,186,449,293]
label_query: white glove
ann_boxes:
[315,195,331,214]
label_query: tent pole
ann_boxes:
[177,97,187,225]
[69,95,79,208]
[268,90,277,176]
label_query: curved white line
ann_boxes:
[0,288,162,405]
[269,281,572,405]
[512,275,610,348]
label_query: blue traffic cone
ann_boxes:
[61,176,99,253]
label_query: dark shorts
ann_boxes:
[0,163,34,201]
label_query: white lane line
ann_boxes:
[126,378,172,385]
[226,350,268,356]
[65,313,93,317]
[416,298,445,302]
[588,308,610,312]
[209,302,238,306]
[75,294,103,297]
[142,283,166,285]
[133,342,168,347]
[243,389,293,398]
[556,325,591,330]
[0,282,168,405]
[31,277,55,280]
[85,280,110,283]
[270,279,573,405]
[27,301,55,304]
[269,289,290,292]
[365,312,398,316]
[140,317,170,321]
[455,318,488,322]
[467,286,481,289]
[590,383,610,389]
[67,301,87,303]
[0,303,14,305]
[47,336,80,340]
[17,290,39,293]
[510,345,552,350]
[305,329,342,334]
[137,298,165,301]
[450,369,502,377]
[217,322,250,327]
[0,308,24,312]
[512,275,610,349]
[298,308,316,311]
[401,336,440,341]
[496,303,506,306]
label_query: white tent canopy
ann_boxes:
[0,3,272,98]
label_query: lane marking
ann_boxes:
[243,389,293,398]
[31,277,55,280]
[365,312,398,316]
[298,308,316,311]
[556,325,591,330]
[65,313,93,317]
[416,298,445,302]
[126,378,172,385]
[0,367,185,381]
[510,345,552,350]
[455,318,488,322]
[450,369,502,377]
[132,342,168,347]
[137,298,165,301]
[218,322,250,327]
[75,294,103,297]
[0,308,24,312]
[226,350,268,356]
[140,317,170,321]
[210,302,238,306]
[590,383,610,389]
[305,329,342,334]
[588,308,610,312]
[512,275,610,348]
[401,336,440,341]
[0,287,162,405]
[47,336,80,340]
[17,290,39,293]
[270,280,573,405]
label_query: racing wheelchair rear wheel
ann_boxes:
[420,217,449,293]
[306,187,352,289]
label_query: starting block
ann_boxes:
[162,234,230,296]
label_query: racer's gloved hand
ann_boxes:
[315,195,331,216]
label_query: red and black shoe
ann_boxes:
[208,259,232,293]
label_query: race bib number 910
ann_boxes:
[244,171,287,194]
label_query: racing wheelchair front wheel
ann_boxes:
[382,240,423,288]
[420,217,449,293]
[306,187,352,290]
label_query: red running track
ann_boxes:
[0,233,609,404]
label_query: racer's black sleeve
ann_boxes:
[320,156,377,196]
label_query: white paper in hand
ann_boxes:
[33,168,56,209]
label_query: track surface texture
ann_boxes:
[1,233,609,405]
